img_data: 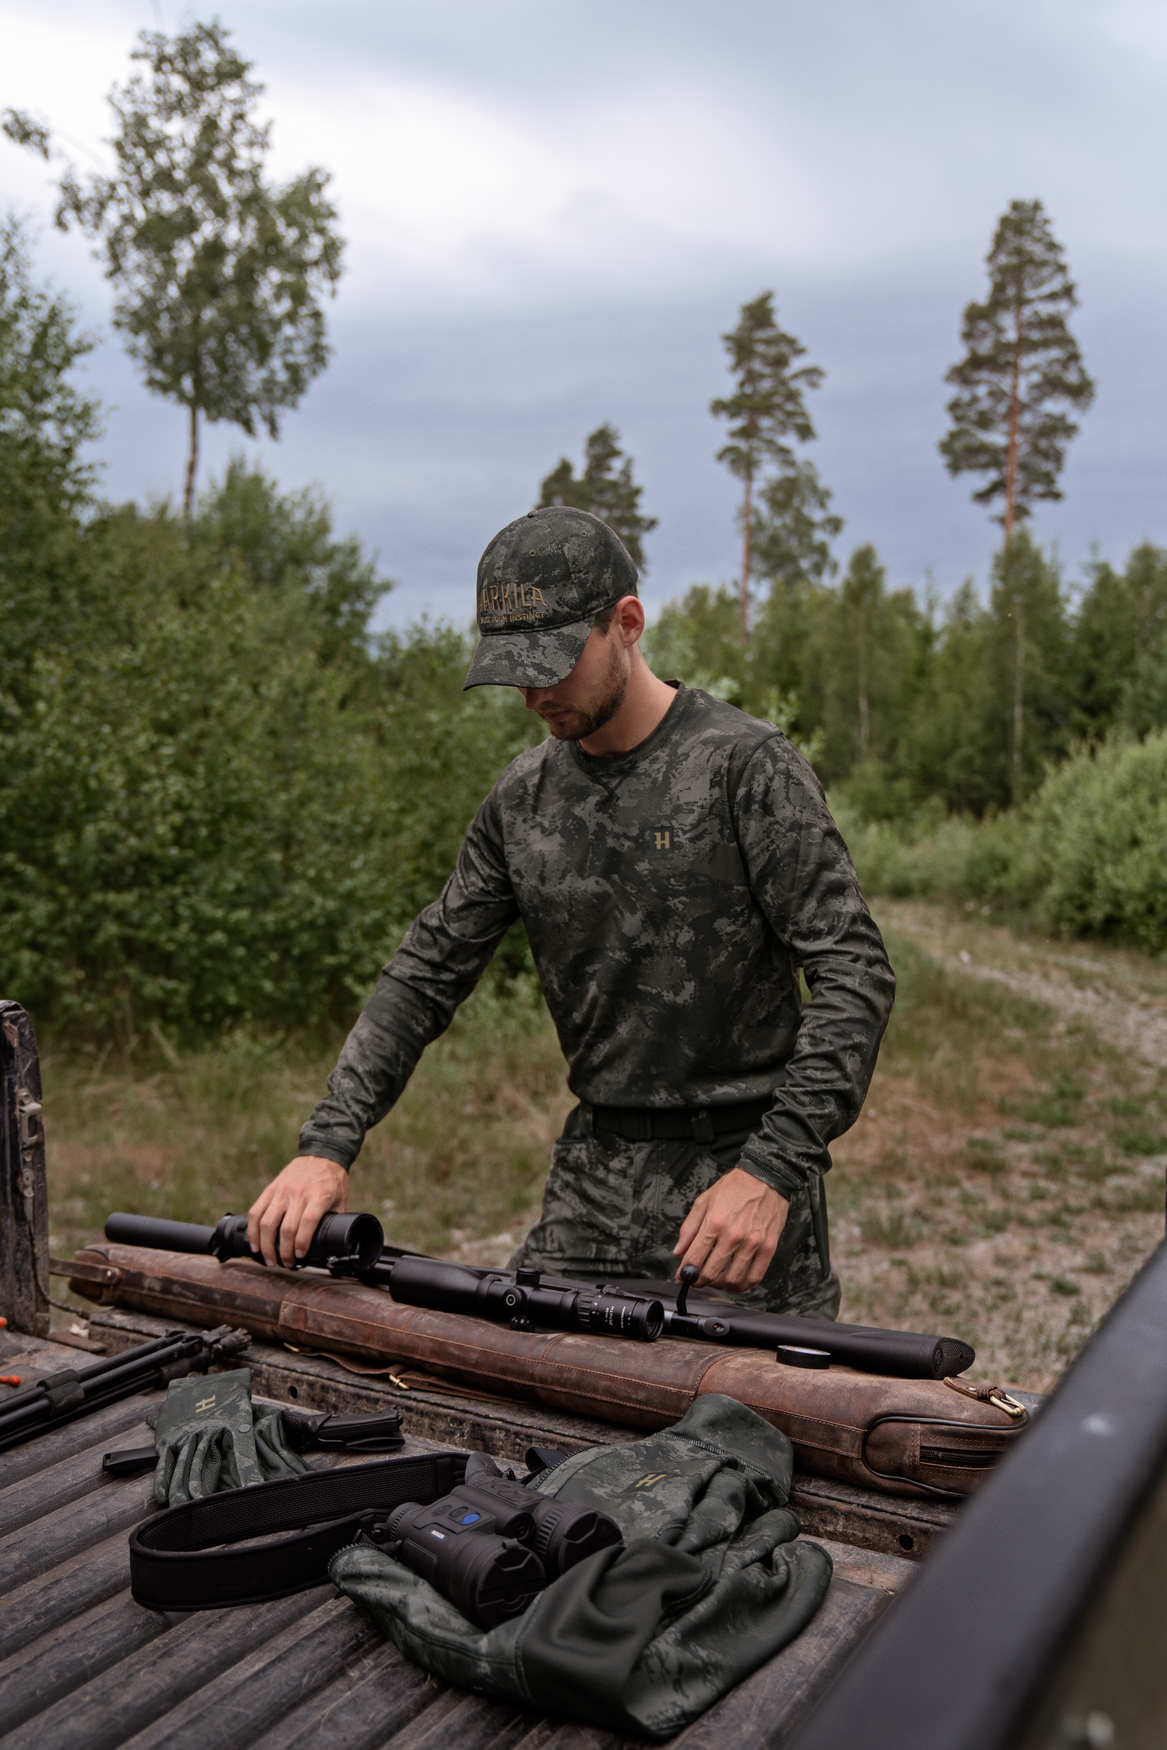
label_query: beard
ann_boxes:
[539,637,629,742]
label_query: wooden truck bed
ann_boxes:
[0,1309,941,1750]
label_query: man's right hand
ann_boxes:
[247,1155,349,1268]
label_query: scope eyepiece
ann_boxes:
[578,1290,665,1343]
[308,1211,384,1271]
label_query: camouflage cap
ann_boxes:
[463,506,639,690]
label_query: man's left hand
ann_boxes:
[673,1167,789,1293]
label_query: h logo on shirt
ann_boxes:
[653,830,671,851]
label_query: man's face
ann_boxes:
[521,616,629,742]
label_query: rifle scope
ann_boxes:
[104,1210,385,1274]
[386,1257,665,1343]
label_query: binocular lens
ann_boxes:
[529,1499,623,1573]
[458,1468,623,1577]
[383,1498,547,1629]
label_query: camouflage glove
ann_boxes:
[253,1407,310,1480]
[152,1368,308,1508]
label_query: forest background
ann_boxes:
[3,22,1167,1387]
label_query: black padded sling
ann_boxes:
[129,1450,467,1610]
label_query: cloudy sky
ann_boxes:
[3,0,1165,628]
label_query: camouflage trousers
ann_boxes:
[511,1103,840,1319]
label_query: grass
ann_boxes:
[43,980,571,1280]
[828,905,1167,1390]
[40,900,1167,1394]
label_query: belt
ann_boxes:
[129,1451,467,1610]
[591,1097,774,1145]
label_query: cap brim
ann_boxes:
[462,616,593,690]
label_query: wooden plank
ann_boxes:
[789,1473,954,1561]
[498,1723,566,1750]
[0,1392,159,1489]
[0,1528,141,1658]
[380,1688,557,1750]
[119,1595,383,1750]
[0,1469,156,1589]
[0,1001,50,1338]
[802,1537,916,1596]
[242,1641,439,1750]
[0,1424,158,1538]
[511,1723,633,1749]
[0,1590,173,1736]
[0,1593,312,1750]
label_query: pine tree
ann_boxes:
[940,200,1094,541]
[536,423,656,570]
[811,546,927,784]
[937,200,1098,539]
[940,200,1093,795]
[1073,544,1167,738]
[5,21,344,518]
[750,459,842,593]
[984,532,1073,803]
[711,293,826,637]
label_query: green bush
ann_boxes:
[0,489,539,1036]
[1029,732,1167,952]
[841,730,1167,956]
[835,801,1032,906]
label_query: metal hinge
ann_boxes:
[50,1255,123,1288]
[15,1086,41,1220]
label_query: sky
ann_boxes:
[3,0,1166,630]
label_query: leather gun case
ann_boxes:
[70,1246,1028,1499]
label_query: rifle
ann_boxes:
[103,1211,974,1379]
[0,1325,250,1454]
[0,1318,406,1460]
[375,1253,973,1379]
[104,1212,666,1343]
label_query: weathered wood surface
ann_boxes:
[0,1323,917,1749]
[0,1001,49,1338]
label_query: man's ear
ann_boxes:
[615,595,646,645]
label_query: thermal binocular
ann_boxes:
[373,1455,622,1629]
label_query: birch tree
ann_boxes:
[5,21,344,518]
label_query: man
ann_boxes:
[249,506,894,1315]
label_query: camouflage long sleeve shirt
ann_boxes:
[300,685,895,1199]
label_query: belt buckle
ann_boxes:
[691,1108,715,1144]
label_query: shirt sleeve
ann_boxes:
[728,734,896,1199]
[298,792,520,1169]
